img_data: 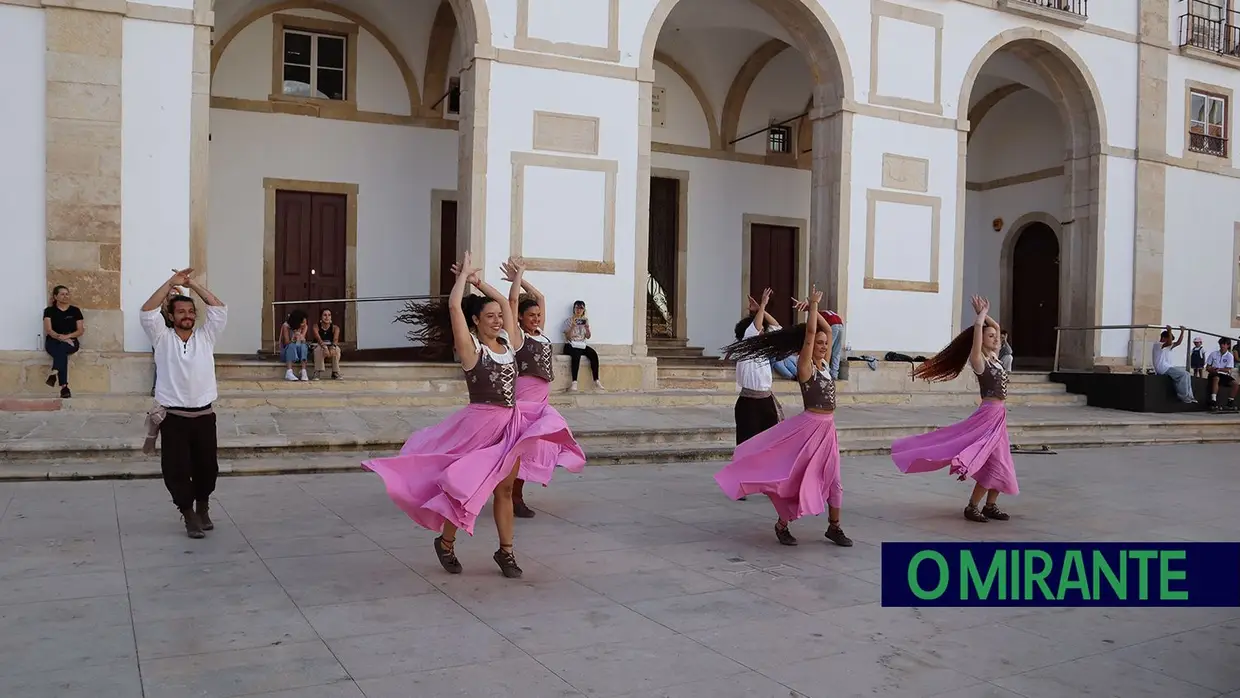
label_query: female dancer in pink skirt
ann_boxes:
[715,287,853,548]
[362,252,575,578]
[890,295,1018,523]
[500,258,586,518]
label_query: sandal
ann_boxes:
[775,522,798,546]
[434,536,462,574]
[493,546,523,578]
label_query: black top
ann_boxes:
[43,305,84,336]
[314,321,341,344]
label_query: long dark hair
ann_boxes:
[394,293,502,348]
[518,295,539,316]
[913,326,977,382]
[734,315,755,342]
[723,322,823,362]
[285,309,307,330]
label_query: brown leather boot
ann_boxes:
[181,508,205,539]
[195,499,214,531]
[512,479,535,518]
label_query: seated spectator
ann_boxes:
[309,308,342,380]
[1190,336,1207,378]
[1206,337,1238,410]
[999,330,1014,372]
[280,309,309,381]
[42,285,84,399]
[562,300,604,392]
[1151,326,1195,404]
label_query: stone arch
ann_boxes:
[210,0,492,50]
[720,39,789,149]
[653,51,721,150]
[966,84,1027,144]
[959,28,1106,369]
[424,0,458,116]
[210,0,424,113]
[636,0,855,349]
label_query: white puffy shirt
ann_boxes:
[735,322,778,392]
[1151,343,1173,375]
[142,305,227,408]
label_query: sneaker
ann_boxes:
[59,386,71,399]
[299,369,309,381]
[311,371,321,381]
[284,369,297,381]
[981,503,1009,521]
[824,523,854,547]
[568,381,579,392]
[593,380,606,391]
[964,504,989,523]
[45,372,57,388]
[331,372,340,380]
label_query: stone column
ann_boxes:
[807,102,849,315]
[1132,0,1171,363]
[189,0,212,289]
[45,3,124,350]
[457,52,491,275]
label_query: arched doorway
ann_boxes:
[1010,222,1060,369]
[637,0,853,356]
[959,30,1106,370]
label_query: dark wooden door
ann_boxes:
[274,191,348,336]
[647,177,679,338]
[1010,222,1060,365]
[750,224,797,328]
[438,199,458,296]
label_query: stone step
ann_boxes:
[214,360,459,381]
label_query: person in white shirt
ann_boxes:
[140,268,227,539]
[731,288,784,448]
[1206,337,1238,411]
[1151,326,1195,404]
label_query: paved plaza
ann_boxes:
[0,444,1238,697]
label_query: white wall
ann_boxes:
[651,152,811,356]
[1163,168,1240,342]
[1099,155,1136,358]
[0,6,47,351]
[652,60,711,148]
[122,19,193,352]
[485,61,640,347]
[1166,53,1240,163]
[208,110,458,354]
[734,48,813,157]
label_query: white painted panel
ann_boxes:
[871,200,934,283]
[212,15,272,101]
[521,167,607,261]
[652,60,711,148]
[355,29,412,116]
[121,19,193,352]
[1163,167,1240,340]
[0,6,47,351]
[525,0,611,48]
[875,17,936,104]
[1100,156,1135,359]
[485,62,638,347]
[208,110,458,354]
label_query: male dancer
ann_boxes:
[141,269,227,538]
[731,288,783,499]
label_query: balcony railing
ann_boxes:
[1189,131,1229,157]
[1179,5,1240,55]
[1014,0,1087,17]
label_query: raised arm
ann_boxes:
[185,276,223,307]
[968,295,990,375]
[450,253,482,370]
[501,259,524,321]
[751,288,773,334]
[1172,326,1185,348]
[142,270,190,312]
[796,287,823,381]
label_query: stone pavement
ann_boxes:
[3,403,1238,457]
[1,444,1239,697]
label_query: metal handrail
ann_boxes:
[271,294,443,349]
[1052,324,1239,373]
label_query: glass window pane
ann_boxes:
[284,31,312,66]
[317,68,345,100]
[1191,93,1207,122]
[318,35,345,70]
[283,65,312,96]
[1209,98,1226,126]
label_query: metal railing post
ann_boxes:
[1052,328,1061,373]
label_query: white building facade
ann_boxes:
[2,0,1240,392]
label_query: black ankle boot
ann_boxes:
[181,508,205,539]
[195,499,214,530]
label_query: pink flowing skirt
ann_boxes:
[714,410,842,522]
[514,376,586,484]
[361,402,576,535]
[889,400,1019,495]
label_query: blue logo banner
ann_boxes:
[881,542,1240,607]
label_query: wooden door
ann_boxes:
[749,224,797,328]
[647,177,679,338]
[438,199,458,296]
[1010,222,1060,365]
[274,190,348,338]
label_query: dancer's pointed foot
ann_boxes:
[494,546,523,578]
[434,536,462,574]
[824,523,853,547]
[981,503,1009,521]
[775,522,798,546]
[964,504,989,522]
